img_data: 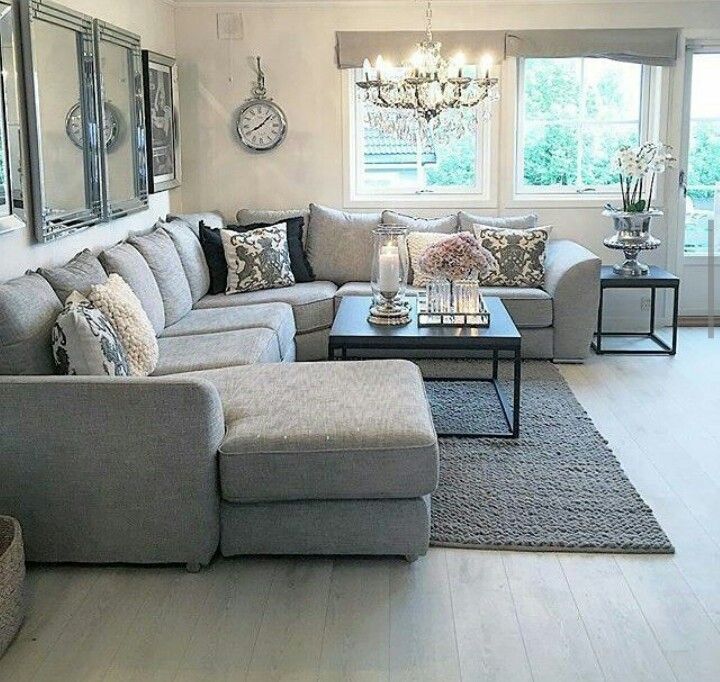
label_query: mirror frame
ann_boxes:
[0,0,30,235]
[20,0,102,242]
[94,20,148,221]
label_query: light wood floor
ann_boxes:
[1,328,719,682]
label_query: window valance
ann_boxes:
[336,30,506,69]
[336,28,679,69]
[505,29,679,66]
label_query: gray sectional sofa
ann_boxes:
[0,205,600,569]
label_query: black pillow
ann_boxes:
[242,217,315,284]
[198,221,229,295]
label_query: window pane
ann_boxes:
[522,122,578,187]
[360,125,422,192]
[583,59,642,121]
[523,58,580,120]
[581,123,639,186]
[425,129,477,188]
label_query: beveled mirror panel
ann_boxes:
[21,0,102,242]
[0,0,29,234]
[95,20,147,220]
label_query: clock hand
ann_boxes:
[250,115,272,133]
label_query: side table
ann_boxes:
[592,265,680,355]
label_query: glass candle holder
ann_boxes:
[371,226,408,308]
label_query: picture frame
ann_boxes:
[142,50,181,193]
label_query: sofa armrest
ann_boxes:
[0,376,225,566]
[543,240,601,362]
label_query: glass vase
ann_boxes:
[370,226,408,308]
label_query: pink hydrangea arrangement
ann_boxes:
[418,232,497,281]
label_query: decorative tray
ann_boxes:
[416,292,491,328]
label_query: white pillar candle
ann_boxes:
[377,244,400,295]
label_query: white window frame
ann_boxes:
[511,57,661,206]
[342,69,498,209]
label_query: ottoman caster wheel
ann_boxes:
[404,554,420,564]
[185,561,202,573]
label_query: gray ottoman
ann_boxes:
[209,360,439,560]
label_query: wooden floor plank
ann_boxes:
[388,549,461,682]
[445,549,533,682]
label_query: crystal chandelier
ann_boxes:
[356,0,500,145]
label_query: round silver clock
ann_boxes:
[236,57,287,152]
[65,102,122,151]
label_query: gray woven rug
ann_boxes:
[420,360,673,554]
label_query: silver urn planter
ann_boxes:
[602,207,662,276]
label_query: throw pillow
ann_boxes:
[407,231,475,287]
[52,292,129,376]
[88,274,159,376]
[242,217,315,283]
[382,210,458,234]
[38,249,108,303]
[306,204,380,284]
[198,221,228,295]
[472,225,551,287]
[459,211,539,232]
[221,223,296,294]
[129,228,193,326]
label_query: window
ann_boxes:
[516,57,650,197]
[347,68,492,205]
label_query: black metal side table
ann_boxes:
[592,265,680,355]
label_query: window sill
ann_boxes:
[344,194,498,211]
[507,194,629,210]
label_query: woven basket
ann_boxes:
[0,516,25,658]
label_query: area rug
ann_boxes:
[420,360,674,554]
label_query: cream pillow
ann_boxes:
[407,230,474,287]
[88,274,159,376]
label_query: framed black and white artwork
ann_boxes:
[142,50,181,193]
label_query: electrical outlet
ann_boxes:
[641,296,652,311]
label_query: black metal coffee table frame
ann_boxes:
[329,296,522,439]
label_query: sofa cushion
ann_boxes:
[382,210,458,234]
[187,360,438,502]
[99,243,166,334]
[161,303,296,361]
[195,281,337,334]
[459,212,539,232]
[169,212,226,233]
[154,328,281,376]
[306,204,380,284]
[161,219,211,304]
[334,283,553,328]
[37,249,108,302]
[0,273,63,375]
[51,292,130,376]
[129,228,193,326]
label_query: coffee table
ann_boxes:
[329,295,522,438]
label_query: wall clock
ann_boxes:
[65,102,122,151]
[236,57,287,152]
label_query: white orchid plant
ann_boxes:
[613,142,676,214]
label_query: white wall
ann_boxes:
[174,0,720,324]
[0,0,177,282]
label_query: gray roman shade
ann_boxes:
[336,30,506,69]
[505,29,679,66]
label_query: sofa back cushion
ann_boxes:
[37,249,108,302]
[99,243,166,334]
[168,212,226,233]
[459,211,539,232]
[237,208,310,243]
[306,204,380,284]
[382,210,458,234]
[129,228,193,326]
[160,218,211,304]
[0,272,62,375]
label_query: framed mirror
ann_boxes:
[94,20,148,220]
[0,0,29,235]
[20,0,102,242]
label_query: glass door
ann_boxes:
[679,45,720,317]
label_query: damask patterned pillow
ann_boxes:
[472,225,552,287]
[52,292,129,376]
[221,223,295,295]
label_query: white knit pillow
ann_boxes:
[88,274,159,376]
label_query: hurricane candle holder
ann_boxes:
[368,226,411,326]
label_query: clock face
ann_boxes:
[65,103,121,151]
[237,100,287,151]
